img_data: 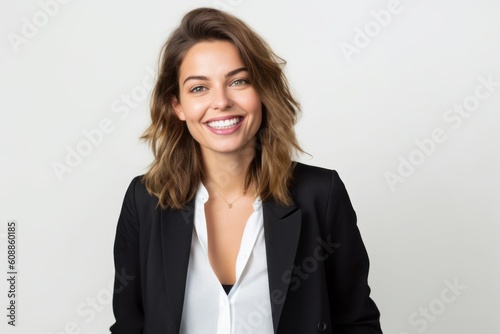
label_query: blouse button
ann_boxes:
[317,321,327,332]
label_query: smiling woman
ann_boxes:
[110,7,382,334]
[172,41,263,158]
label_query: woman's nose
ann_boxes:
[211,87,231,111]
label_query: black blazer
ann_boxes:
[110,162,382,333]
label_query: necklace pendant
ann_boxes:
[228,203,233,209]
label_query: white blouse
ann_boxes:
[179,183,274,334]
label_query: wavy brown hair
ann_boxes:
[141,7,303,209]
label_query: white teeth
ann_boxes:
[207,117,241,129]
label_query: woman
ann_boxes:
[110,7,382,334]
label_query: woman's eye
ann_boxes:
[231,79,250,86]
[190,86,206,93]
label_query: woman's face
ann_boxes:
[172,40,262,158]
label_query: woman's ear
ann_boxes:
[171,96,186,121]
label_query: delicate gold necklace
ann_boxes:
[214,189,247,209]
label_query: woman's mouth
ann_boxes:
[206,116,243,129]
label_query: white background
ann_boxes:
[1,0,499,333]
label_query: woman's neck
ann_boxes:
[201,148,255,197]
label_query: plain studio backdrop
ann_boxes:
[1,0,499,333]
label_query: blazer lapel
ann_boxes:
[263,199,302,333]
[160,201,195,332]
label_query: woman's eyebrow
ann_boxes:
[182,67,248,86]
[182,75,208,86]
[225,67,248,78]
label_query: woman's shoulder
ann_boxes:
[290,162,353,212]
[122,174,160,208]
[292,161,341,185]
[290,162,343,197]
[126,174,147,193]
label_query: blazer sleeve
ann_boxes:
[326,171,382,333]
[110,177,144,333]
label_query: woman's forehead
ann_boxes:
[178,41,246,81]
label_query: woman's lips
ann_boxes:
[205,116,243,129]
[205,116,244,134]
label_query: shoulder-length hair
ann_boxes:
[141,7,303,209]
